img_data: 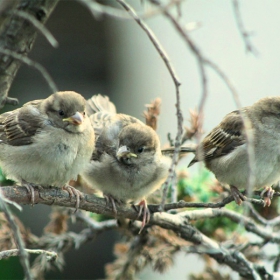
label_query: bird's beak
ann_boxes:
[117,145,137,159]
[63,112,83,126]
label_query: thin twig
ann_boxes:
[0,248,57,261]
[0,0,58,109]
[75,211,118,231]
[232,0,258,55]
[149,195,266,213]
[116,0,183,211]
[78,0,186,20]
[1,194,22,211]
[150,0,256,214]
[0,191,32,280]
[181,208,280,242]
[245,201,280,227]
[196,56,207,138]
[245,202,269,225]
[151,212,272,278]
[273,250,280,272]
[0,47,58,94]
[12,10,58,48]
[233,251,261,280]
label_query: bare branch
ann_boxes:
[116,0,183,211]
[1,186,277,279]
[75,211,118,231]
[78,0,186,20]
[233,251,261,280]
[181,208,280,242]
[29,221,116,277]
[232,0,258,55]
[245,201,280,227]
[0,47,58,94]
[149,195,266,212]
[150,0,257,211]
[0,248,57,261]
[151,212,271,279]
[12,10,59,48]
[0,186,275,217]
[0,191,32,280]
[0,192,22,211]
[0,0,58,108]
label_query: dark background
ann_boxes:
[1,1,120,279]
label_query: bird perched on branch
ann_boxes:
[82,94,172,232]
[189,96,280,206]
[0,91,95,209]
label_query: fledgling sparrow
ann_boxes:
[189,96,280,206]
[82,94,171,232]
[0,91,95,208]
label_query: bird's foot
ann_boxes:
[133,199,150,234]
[230,185,247,205]
[103,194,123,216]
[21,181,37,206]
[63,184,83,212]
[260,186,274,207]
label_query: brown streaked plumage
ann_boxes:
[0,91,95,208]
[189,96,280,206]
[188,110,246,167]
[82,94,171,232]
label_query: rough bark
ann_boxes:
[0,0,58,108]
[0,186,274,279]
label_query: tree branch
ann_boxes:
[232,0,258,55]
[0,0,58,108]
[11,10,58,48]
[0,186,275,216]
[0,190,32,280]
[0,47,58,93]
[78,0,186,20]
[115,0,183,211]
[0,248,57,261]
[1,185,278,279]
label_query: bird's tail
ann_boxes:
[86,94,117,116]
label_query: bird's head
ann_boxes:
[43,91,88,133]
[116,123,160,166]
[253,96,280,116]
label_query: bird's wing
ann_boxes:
[92,113,143,160]
[0,100,44,146]
[87,94,118,139]
[89,111,115,139]
[86,94,117,116]
[189,110,246,166]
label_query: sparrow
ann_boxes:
[188,96,280,206]
[82,94,172,232]
[0,91,95,209]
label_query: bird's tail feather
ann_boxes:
[86,94,117,116]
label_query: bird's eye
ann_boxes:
[137,147,144,153]
[83,111,86,116]
[58,110,65,116]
